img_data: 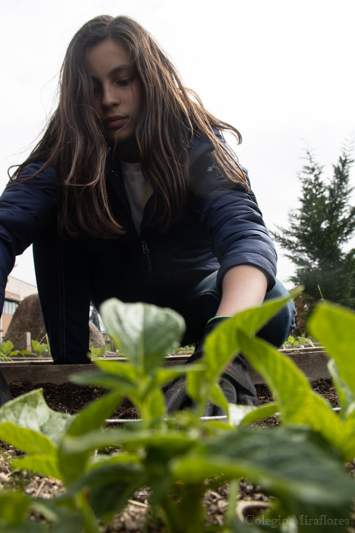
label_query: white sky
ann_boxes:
[1,0,354,288]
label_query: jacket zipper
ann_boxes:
[141,240,152,271]
[109,164,153,273]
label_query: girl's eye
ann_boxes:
[117,78,133,86]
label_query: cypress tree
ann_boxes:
[272,141,355,308]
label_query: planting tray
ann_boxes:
[0,346,330,385]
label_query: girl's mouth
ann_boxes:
[103,116,129,128]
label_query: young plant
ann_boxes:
[283,334,314,347]
[87,342,105,359]
[233,301,355,462]
[0,340,19,360]
[31,339,50,357]
[0,296,354,532]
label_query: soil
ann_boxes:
[0,377,346,531]
[8,377,339,425]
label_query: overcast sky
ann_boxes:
[1,0,354,288]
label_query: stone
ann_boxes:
[5,294,106,351]
[4,294,47,351]
[89,321,105,349]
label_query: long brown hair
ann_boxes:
[10,15,247,237]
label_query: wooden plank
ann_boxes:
[0,349,331,385]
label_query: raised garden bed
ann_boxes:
[0,345,330,385]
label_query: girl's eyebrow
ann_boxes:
[108,64,132,77]
[90,64,133,82]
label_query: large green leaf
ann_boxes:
[60,428,197,459]
[150,366,203,389]
[12,455,61,480]
[186,294,295,414]
[308,302,355,398]
[0,389,71,445]
[0,524,46,533]
[99,299,185,374]
[203,293,294,379]
[237,330,345,450]
[327,358,355,419]
[58,392,124,485]
[173,426,355,525]
[71,370,139,394]
[0,422,57,456]
[32,501,84,533]
[0,492,31,525]
[60,462,146,520]
[72,361,138,392]
[66,391,123,437]
[143,388,165,420]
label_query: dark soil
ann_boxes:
[8,377,339,425]
[9,381,140,419]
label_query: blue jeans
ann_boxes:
[169,272,296,348]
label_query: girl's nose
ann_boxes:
[101,85,119,107]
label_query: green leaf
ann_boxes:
[340,418,355,461]
[99,299,185,375]
[0,389,72,446]
[237,331,345,450]
[228,516,271,533]
[94,360,137,380]
[238,402,279,427]
[327,358,355,418]
[174,426,355,509]
[71,370,138,393]
[151,366,201,389]
[12,455,61,479]
[228,402,278,427]
[187,294,296,415]
[144,388,165,420]
[186,365,208,404]
[31,340,48,356]
[0,340,14,357]
[0,492,31,525]
[31,501,84,533]
[308,302,355,398]
[0,524,47,533]
[66,391,123,437]
[61,429,197,459]
[61,462,146,520]
[207,382,229,415]
[0,422,57,456]
[58,392,124,485]
[204,293,293,378]
[90,452,141,469]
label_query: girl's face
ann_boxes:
[86,39,142,155]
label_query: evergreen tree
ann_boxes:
[272,141,355,308]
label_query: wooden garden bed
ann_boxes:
[0,346,330,385]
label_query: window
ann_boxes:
[3,299,19,315]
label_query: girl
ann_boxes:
[0,15,295,411]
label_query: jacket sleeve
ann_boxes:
[189,152,277,291]
[0,163,58,314]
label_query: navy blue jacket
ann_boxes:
[0,134,277,361]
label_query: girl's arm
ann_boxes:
[0,164,58,313]
[216,264,268,316]
[190,149,277,294]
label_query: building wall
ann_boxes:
[0,276,37,340]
